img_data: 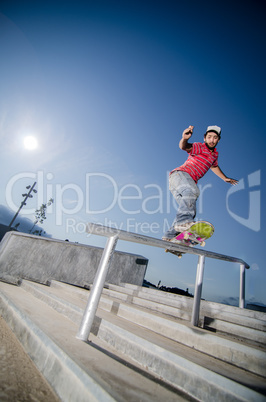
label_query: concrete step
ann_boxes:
[19,282,266,388]
[102,283,266,345]
[44,281,266,376]
[123,282,266,320]
[0,280,265,401]
[0,282,188,402]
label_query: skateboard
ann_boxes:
[165,221,214,258]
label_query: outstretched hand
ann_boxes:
[225,178,238,185]
[182,125,194,140]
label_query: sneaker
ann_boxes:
[169,237,181,244]
[174,221,195,233]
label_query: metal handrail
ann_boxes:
[76,222,249,342]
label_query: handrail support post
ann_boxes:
[239,263,245,308]
[76,234,119,341]
[191,255,205,326]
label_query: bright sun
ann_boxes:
[24,136,38,150]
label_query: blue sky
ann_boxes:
[0,0,265,306]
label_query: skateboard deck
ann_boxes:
[165,221,214,258]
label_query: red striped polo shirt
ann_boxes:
[171,142,219,183]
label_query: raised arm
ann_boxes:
[211,166,238,185]
[179,125,194,152]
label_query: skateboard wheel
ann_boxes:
[184,233,189,240]
[178,254,182,258]
[200,241,206,247]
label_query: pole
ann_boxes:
[239,264,245,308]
[191,255,205,326]
[8,182,37,229]
[76,234,118,341]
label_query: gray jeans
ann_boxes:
[164,170,200,239]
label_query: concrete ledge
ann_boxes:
[0,231,148,286]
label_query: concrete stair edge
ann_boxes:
[50,280,266,349]
[103,284,266,336]
[98,296,266,377]
[102,287,266,339]
[0,282,264,402]
[0,289,115,402]
[121,283,266,321]
[21,280,266,378]
[95,317,265,402]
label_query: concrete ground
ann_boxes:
[0,315,59,402]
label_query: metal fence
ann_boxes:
[76,222,249,342]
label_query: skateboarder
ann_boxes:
[163,125,238,241]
